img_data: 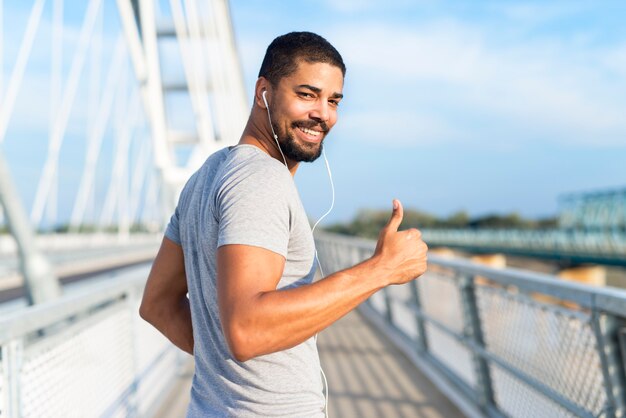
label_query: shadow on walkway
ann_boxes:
[318,310,463,418]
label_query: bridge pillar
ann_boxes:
[470,253,507,268]
[0,152,60,304]
[558,265,606,287]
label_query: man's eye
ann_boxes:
[298,92,314,98]
[330,100,340,107]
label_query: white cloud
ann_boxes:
[314,0,424,14]
[337,110,464,146]
[328,20,626,147]
[489,2,591,25]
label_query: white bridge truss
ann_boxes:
[0,0,248,303]
[0,0,247,234]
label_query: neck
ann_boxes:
[239,108,299,176]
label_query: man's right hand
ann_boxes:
[372,199,428,285]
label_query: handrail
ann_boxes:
[0,270,144,343]
[0,265,185,418]
[315,231,626,418]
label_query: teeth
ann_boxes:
[300,127,320,136]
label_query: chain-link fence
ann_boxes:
[0,266,187,418]
[315,232,626,418]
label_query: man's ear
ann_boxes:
[255,77,271,109]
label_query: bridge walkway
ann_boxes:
[154,310,463,418]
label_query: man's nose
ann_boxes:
[310,100,330,123]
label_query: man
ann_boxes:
[140,32,428,417]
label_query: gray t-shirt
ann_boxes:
[165,144,324,417]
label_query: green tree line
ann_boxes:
[0,223,157,235]
[324,208,558,239]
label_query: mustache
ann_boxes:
[292,120,329,134]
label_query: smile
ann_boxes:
[295,126,325,143]
[298,126,321,137]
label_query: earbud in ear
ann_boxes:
[262,90,269,108]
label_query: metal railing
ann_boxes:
[315,232,626,418]
[0,265,187,418]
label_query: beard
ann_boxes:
[272,118,329,163]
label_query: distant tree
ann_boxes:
[444,210,470,228]
[324,207,558,238]
[536,217,558,229]
[402,209,438,229]
[468,212,535,229]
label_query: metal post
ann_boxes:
[459,274,495,411]
[0,152,60,304]
[410,280,428,353]
[592,313,626,418]
[2,340,23,418]
[620,328,626,384]
[127,286,140,418]
[383,287,394,325]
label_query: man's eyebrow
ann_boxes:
[296,84,343,99]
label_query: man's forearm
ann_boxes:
[141,296,194,355]
[140,238,194,355]
[224,256,387,361]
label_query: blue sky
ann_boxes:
[228,0,626,223]
[2,0,626,227]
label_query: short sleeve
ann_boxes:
[216,166,291,258]
[164,206,181,245]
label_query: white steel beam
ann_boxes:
[0,0,4,102]
[31,0,103,226]
[138,0,171,172]
[46,0,63,228]
[0,0,45,145]
[0,152,60,304]
[137,0,180,222]
[115,0,148,88]
[99,75,138,236]
[69,37,125,229]
[128,134,150,225]
[116,73,134,240]
[216,0,248,119]
[84,0,103,226]
[0,0,3,226]
[171,0,216,155]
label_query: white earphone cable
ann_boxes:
[264,90,333,417]
[312,148,335,278]
[262,91,288,167]
[311,147,335,418]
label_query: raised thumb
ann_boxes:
[385,199,404,232]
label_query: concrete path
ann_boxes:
[154,310,464,418]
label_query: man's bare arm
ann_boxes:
[140,237,194,355]
[219,199,427,362]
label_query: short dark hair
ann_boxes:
[258,32,346,87]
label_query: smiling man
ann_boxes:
[139,32,428,417]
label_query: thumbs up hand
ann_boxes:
[373,199,428,285]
